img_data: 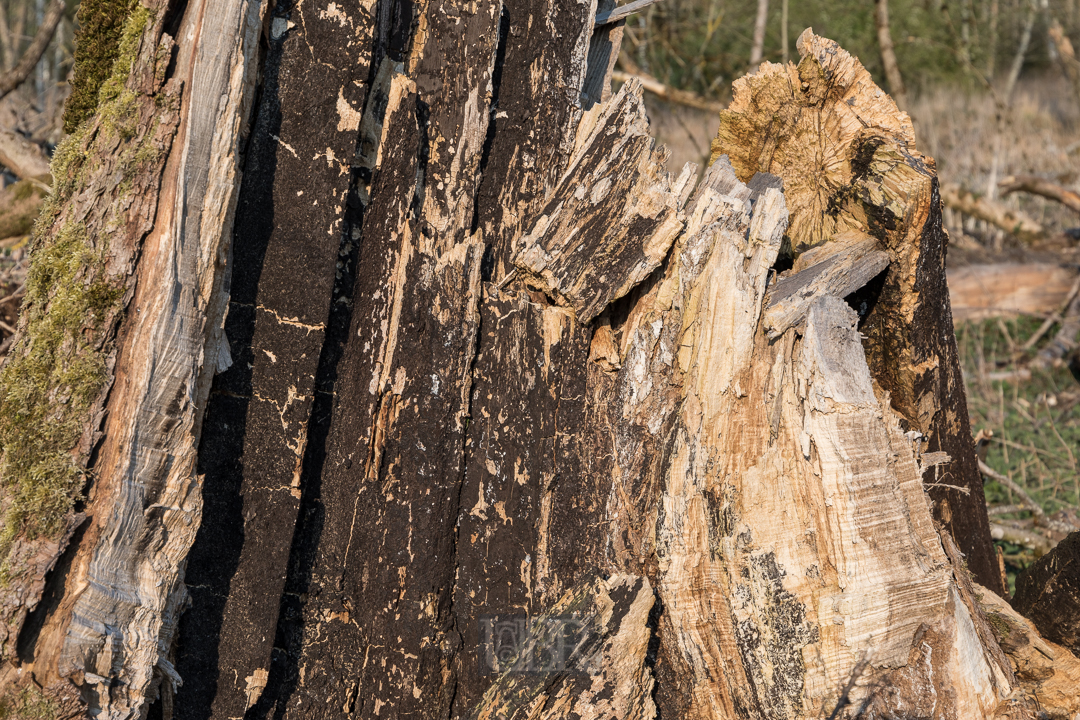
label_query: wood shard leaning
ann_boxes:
[513,79,693,324]
[764,230,890,339]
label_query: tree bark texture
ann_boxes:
[0,4,1072,719]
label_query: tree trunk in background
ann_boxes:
[1,5,1078,720]
[750,0,769,69]
[874,0,908,109]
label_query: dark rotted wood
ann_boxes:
[175,0,375,715]
[248,0,502,714]
[513,81,690,324]
[451,288,594,716]
[472,0,595,279]
[1013,532,1080,659]
[466,574,656,719]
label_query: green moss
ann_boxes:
[0,6,163,587]
[986,611,1013,640]
[63,0,137,134]
[0,221,124,578]
[95,4,151,110]
[0,686,58,720]
[33,126,90,237]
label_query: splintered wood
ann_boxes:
[514,79,692,324]
[714,28,1002,595]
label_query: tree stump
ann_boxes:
[0,3,1073,719]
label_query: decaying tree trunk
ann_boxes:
[0,2,1076,718]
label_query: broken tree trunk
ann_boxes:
[0,7,1072,720]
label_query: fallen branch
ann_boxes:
[999,174,1080,214]
[989,521,1054,555]
[940,182,1045,243]
[1033,288,1080,368]
[1023,273,1080,351]
[0,0,65,102]
[0,129,51,181]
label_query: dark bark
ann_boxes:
[1014,531,1080,660]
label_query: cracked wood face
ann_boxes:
[2,5,1060,720]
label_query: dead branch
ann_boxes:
[998,174,1080,214]
[613,55,725,113]
[1048,19,1080,108]
[990,521,1054,555]
[1033,287,1080,368]
[978,458,1046,525]
[940,182,1046,243]
[0,128,51,180]
[1022,273,1080,351]
[0,0,65,102]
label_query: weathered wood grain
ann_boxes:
[0,0,265,715]
[712,29,1004,595]
[51,2,266,715]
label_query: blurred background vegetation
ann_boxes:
[625,0,1077,100]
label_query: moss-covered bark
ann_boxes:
[0,6,160,582]
[62,0,136,134]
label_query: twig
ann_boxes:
[1034,288,1080,368]
[0,286,24,307]
[939,183,1045,244]
[979,458,1046,525]
[611,69,725,113]
[924,482,972,495]
[987,504,1029,516]
[0,0,65,102]
[1021,273,1080,351]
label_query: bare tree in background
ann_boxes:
[750,0,769,68]
[875,0,908,108]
